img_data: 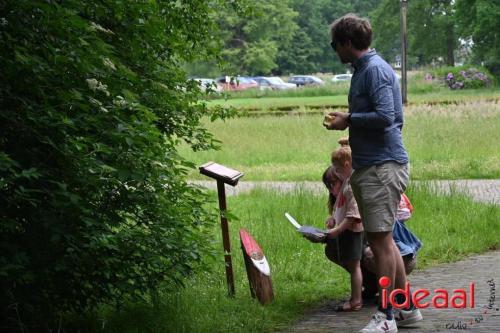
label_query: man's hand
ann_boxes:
[325,112,349,130]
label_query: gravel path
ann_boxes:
[191,180,500,205]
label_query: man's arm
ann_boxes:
[327,67,395,130]
[350,66,395,129]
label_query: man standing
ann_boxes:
[327,14,422,333]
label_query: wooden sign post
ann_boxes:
[400,0,408,105]
[199,162,244,297]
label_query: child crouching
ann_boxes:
[324,138,364,311]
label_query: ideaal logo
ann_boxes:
[378,276,475,309]
[377,277,497,330]
[445,279,498,330]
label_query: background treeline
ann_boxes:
[187,0,500,77]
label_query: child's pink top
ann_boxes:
[333,178,363,232]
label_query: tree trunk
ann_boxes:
[446,23,455,66]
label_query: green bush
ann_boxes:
[0,1,235,330]
[432,65,495,89]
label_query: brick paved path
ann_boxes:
[280,251,500,333]
[192,180,500,205]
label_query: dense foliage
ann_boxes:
[455,0,500,75]
[187,0,382,76]
[0,0,235,330]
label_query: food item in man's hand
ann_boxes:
[323,114,335,127]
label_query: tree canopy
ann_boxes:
[188,0,500,77]
[455,0,500,74]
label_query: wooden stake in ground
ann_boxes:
[400,0,408,105]
[199,162,244,297]
[239,228,274,305]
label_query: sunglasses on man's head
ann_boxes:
[330,41,337,51]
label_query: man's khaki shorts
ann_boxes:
[350,162,409,233]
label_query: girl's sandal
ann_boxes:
[335,300,363,312]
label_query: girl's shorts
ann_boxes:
[325,230,363,264]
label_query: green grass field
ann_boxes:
[216,81,351,100]
[82,186,499,332]
[180,101,500,180]
[208,94,348,111]
[209,88,500,112]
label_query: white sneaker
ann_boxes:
[359,311,397,333]
[394,308,423,326]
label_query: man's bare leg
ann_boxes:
[366,232,396,283]
[367,232,414,298]
[366,231,396,318]
[393,239,407,290]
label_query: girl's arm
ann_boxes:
[325,216,335,229]
[327,217,359,238]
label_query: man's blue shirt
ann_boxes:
[348,49,409,170]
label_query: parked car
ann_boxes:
[331,73,352,83]
[287,75,324,87]
[216,76,259,91]
[251,76,297,90]
[193,78,223,93]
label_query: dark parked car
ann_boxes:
[287,75,325,87]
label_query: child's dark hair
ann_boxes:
[322,166,338,214]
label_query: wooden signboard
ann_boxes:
[239,229,274,305]
[199,162,244,297]
[199,162,244,186]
